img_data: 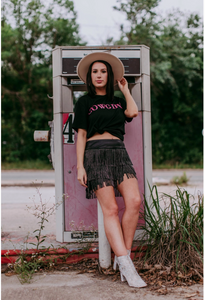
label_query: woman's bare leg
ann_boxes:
[118,176,141,250]
[95,186,127,257]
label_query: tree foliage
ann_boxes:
[2,0,84,162]
[114,0,203,164]
[2,0,203,166]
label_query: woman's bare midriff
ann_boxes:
[87,131,120,141]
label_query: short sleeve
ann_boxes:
[72,98,88,132]
[118,97,133,123]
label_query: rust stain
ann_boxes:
[34,131,50,142]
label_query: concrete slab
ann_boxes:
[1,271,203,300]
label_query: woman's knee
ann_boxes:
[126,195,141,212]
[104,203,119,218]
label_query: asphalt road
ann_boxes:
[1,169,203,250]
[1,169,203,184]
[1,170,55,184]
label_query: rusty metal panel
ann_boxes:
[142,111,153,207]
[63,112,145,237]
[61,47,142,76]
[52,47,62,78]
[141,74,151,112]
[53,76,62,114]
[141,46,150,76]
[52,45,151,244]
[130,80,142,111]
[54,113,65,242]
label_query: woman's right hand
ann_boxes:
[77,167,88,188]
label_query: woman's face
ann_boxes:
[91,62,108,90]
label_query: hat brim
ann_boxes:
[77,52,124,84]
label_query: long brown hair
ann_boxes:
[86,60,114,101]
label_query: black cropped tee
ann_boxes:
[72,94,132,141]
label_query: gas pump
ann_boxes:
[35,45,152,267]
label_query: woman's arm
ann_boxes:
[76,128,87,187]
[117,77,138,118]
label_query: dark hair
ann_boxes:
[86,60,114,101]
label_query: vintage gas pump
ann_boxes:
[35,45,152,267]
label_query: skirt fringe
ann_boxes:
[84,140,137,199]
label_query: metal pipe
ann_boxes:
[97,200,111,268]
[34,131,50,142]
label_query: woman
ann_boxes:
[72,52,146,288]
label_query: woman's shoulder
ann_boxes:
[76,94,93,106]
[78,93,91,101]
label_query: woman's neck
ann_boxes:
[95,87,106,95]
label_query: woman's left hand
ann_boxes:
[117,77,129,95]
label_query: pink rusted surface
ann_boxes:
[122,113,145,227]
[63,112,145,231]
[63,133,98,231]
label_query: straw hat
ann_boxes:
[77,52,124,84]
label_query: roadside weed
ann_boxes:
[6,188,97,284]
[138,185,203,277]
[171,172,189,185]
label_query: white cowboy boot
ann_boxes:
[117,254,147,288]
[113,249,131,270]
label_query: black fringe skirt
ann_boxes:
[84,139,137,199]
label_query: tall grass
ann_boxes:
[138,185,203,276]
[2,160,52,170]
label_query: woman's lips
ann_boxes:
[96,80,102,83]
